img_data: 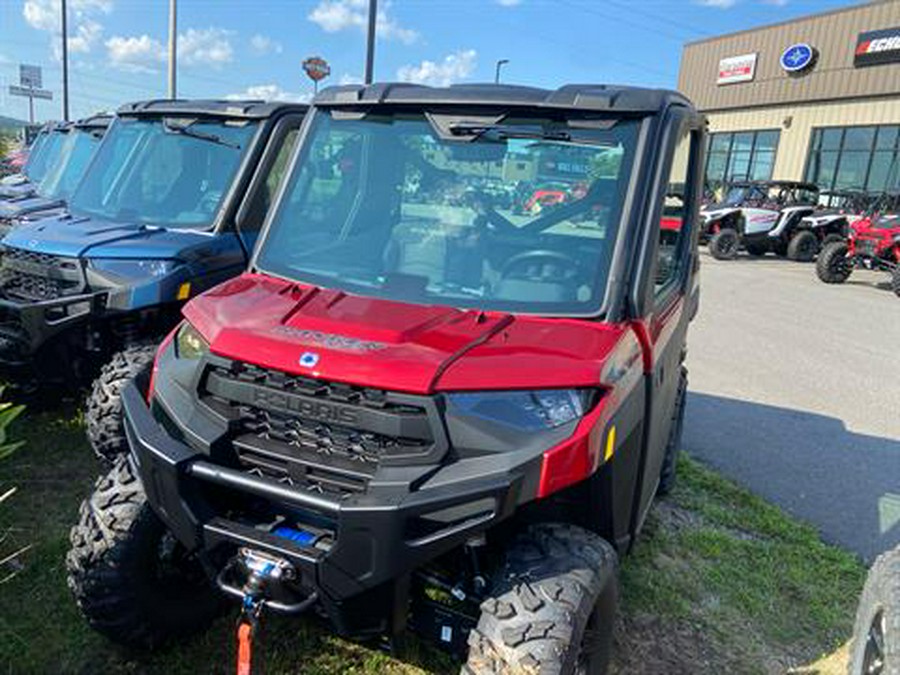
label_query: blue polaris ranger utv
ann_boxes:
[0,114,112,237]
[0,99,306,457]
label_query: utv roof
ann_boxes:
[116,99,309,120]
[314,82,693,114]
[73,113,113,132]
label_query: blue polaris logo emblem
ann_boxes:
[781,43,815,73]
[299,352,319,368]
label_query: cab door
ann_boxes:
[630,110,704,533]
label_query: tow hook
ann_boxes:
[216,548,318,675]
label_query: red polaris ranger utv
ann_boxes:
[67,83,705,674]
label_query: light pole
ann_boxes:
[61,0,69,120]
[364,0,377,84]
[494,59,509,84]
[167,0,177,98]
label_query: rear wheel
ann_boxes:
[847,545,900,675]
[86,341,158,461]
[816,242,853,284]
[892,267,900,299]
[66,457,223,649]
[464,523,618,675]
[787,230,820,262]
[708,229,739,261]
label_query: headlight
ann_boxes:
[446,389,594,432]
[89,258,178,281]
[175,322,209,360]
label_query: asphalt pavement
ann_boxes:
[684,251,900,562]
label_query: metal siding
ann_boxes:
[680,1,900,112]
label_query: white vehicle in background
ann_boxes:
[699,180,819,261]
[789,189,872,261]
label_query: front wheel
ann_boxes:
[847,545,900,675]
[464,523,618,675]
[708,229,740,261]
[787,230,820,262]
[66,458,223,649]
[86,341,158,461]
[816,242,853,284]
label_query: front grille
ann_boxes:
[0,247,83,301]
[203,362,437,498]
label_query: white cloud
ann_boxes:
[105,34,165,73]
[339,73,363,85]
[695,0,737,6]
[227,84,311,103]
[179,27,233,67]
[24,0,111,57]
[250,33,282,56]
[496,0,522,5]
[308,0,418,44]
[761,0,788,5]
[105,27,233,73]
[397,49,477,87]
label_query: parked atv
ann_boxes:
[0,122,65,200]
[0,99,306,455]
[700,180,819,260]
[816,192,900,296]
[66,82,705,675]
[848,544,900,675]
[0,114,111,237]
[788,189,872,262]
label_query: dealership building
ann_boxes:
[678,1,900,193]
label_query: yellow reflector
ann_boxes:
[604,425,616,462]
[176,282,191,301]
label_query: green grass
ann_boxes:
[0,408,866,674]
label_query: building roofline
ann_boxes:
[684,0,889,48]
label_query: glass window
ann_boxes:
[804,124,900,193]
[70,116,259,229]
[36,127,103,200]
[240,128,300,233]
[704,129,780,188]
[657,122,692,294]
[257,111,642,316]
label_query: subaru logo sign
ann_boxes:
[299,352,320,368]
[780,43,815,73]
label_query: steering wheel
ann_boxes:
[500,250,579,280]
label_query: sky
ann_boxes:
[0,0,861,123]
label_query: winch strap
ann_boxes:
[236,621,253,675]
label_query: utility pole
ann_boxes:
[364,0,377,84]
[495,59,509,84]
[61,0,69,120]
[167,0,177,98]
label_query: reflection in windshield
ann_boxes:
[257,112,640,314]
[26,129,67,184]
[22,130,48,179]
[37,128,103,201]
[69,117,258,229]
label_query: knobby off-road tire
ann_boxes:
[86,341,157,461]
[816,242,853,284]
[892,267,900,299]
[708,229,740,261]
[823,233,845,247]
[66,457,223,650]
[848,545,900,675]
[463,523,618,675]
[787,230,820,262]
[657,367,688,497]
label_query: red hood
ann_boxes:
[183,273,627,394]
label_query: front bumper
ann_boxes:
[0,291,102,366]
[122,381,525,636]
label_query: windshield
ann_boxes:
[22,130,48,177]
[36,128,103,201]
[69,116,258,228]
[256,111,640,315]
[25,129,66,183]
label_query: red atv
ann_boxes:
[816,192,900,296]
[66,83,705,674]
